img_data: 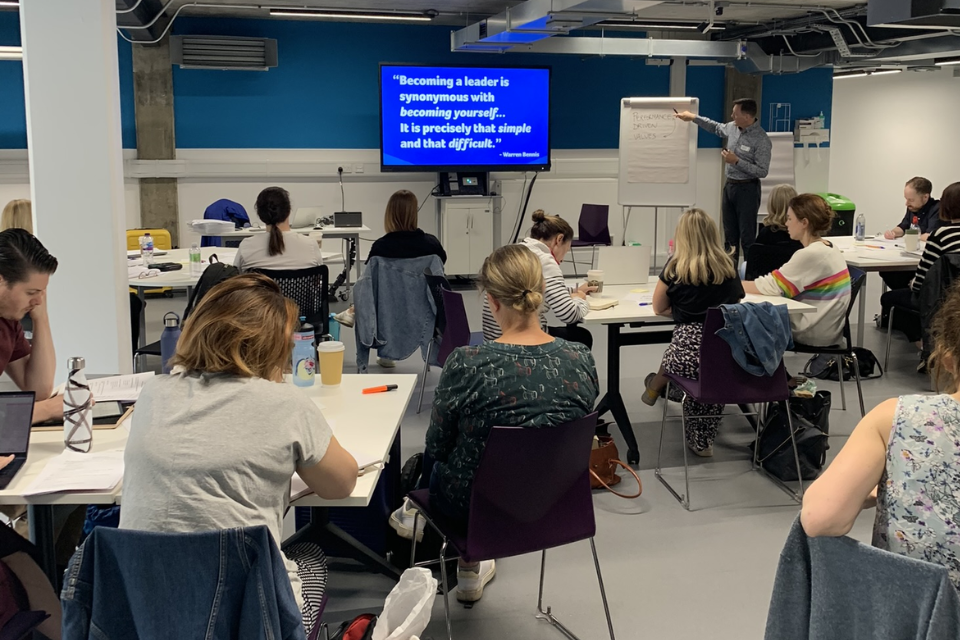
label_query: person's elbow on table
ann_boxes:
[32,395,63,425]
[741,280,761,295]
[298,435,358,500]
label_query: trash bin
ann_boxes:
[818,193,856,237]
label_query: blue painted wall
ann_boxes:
[0,12,137,149]
[0,12,833,152]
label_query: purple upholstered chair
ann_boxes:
[417,285,483,413]
[655,308,803,510]
[569,204,611,276]
[405,412,614,640]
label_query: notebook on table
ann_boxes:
[0,391,35,490]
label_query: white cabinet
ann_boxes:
[439,198,499,277]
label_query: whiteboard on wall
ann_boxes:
[618,97,699,207]
[760,132,797,215]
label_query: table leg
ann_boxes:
[28,504,59,590]
[137,288,147,349]
[857,275,867,348]
[595,323,640,464]
[353,234,362,285]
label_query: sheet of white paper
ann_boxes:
[626,292,654,304]
[290,449,383,499]
[24,450,124,496]
[857,249,916,262]
[624,107,689,184]
[88,373,154,402]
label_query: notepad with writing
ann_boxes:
[23,450,124,496]
[290,450,383,500]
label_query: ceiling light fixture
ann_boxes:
[607,22,703,30]
[0,46,22,60]
[269,8,435,22]
[834,68,902,80]
[0,1,19,7]
[935,56,960,66]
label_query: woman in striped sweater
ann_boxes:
[743,194,851,347]
[481,210,596,347]
[879,182,960,354]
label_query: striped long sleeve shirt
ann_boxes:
[482,238,589,341]
[912,222,960,293]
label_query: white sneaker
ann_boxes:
[456,560,496,603]
[377,358,396,368]
[333,308,355,328]
[388,499,425,542]
[687,443,714,458]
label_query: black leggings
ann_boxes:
[879,288,921,342]
[547,324,594,349]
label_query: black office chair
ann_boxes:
[793,266,867,417]
[253,265,330,340]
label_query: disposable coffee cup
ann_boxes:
[904,232,919,252]
[586,270,604,297]
[317,341,345,387]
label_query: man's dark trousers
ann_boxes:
[722,178,761,265]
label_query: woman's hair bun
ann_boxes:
[531,209,546,223]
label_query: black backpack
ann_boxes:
[183,255,240,320]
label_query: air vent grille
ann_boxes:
[170,36,278,71]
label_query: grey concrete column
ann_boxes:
[132,37,179,246]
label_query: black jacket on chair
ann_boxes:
[919,253,960,359]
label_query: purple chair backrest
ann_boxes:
[438,288,472,366]
[696,308,791,405]
[464,413,598,562]
[578,204,611,244]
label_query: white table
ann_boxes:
[3,374,416,585]
[128,247,343,349]
[210,225,371,289]
[579,278,816,464]
[832,237,920,347]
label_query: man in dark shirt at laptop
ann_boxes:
[0,229,62,424]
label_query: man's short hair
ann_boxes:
[906,176,933,196]
[733,98,758,118]
[0,229,57,285]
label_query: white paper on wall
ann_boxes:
[624,107,690,184]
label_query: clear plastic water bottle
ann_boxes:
[160,312,181,374]
[140,232,154,264]
[64,357,93,453]
[189,243,202,276]
[855,212,866,242]
[292,316,316,387]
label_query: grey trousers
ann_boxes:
[722,179,762,265]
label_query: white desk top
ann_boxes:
[831,236,920,270]
[214,225,371,239]
[128,247,343,289]
[581,278,817,325]
[0,374,416,509]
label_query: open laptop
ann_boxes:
[291,206,323,229]
[596,245,652,286]
[0,391,35,490]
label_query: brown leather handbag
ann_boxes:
[589,435,642,499]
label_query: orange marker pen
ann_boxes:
[363,384,398,394]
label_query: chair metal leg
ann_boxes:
[754,400,804,503]
[417,343,432,414]
[438,539,453,640]
[851,351,865,417]
[837,362,847,411]
[655,382,692,510]
[410,511,420,567]
[535,543,615,640]
[786,407,805,499]
[884,307,895,370]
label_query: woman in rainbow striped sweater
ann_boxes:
[743,193,851,347]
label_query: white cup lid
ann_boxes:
[317,341,345,353]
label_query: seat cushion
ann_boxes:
[664,373,701,400]
[571,238,607,247]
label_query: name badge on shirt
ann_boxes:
[740,145,751,152]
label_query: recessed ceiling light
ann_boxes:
[268,8,434,22]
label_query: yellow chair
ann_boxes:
[127,228,173,296]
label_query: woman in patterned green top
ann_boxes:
[390,245,599,603]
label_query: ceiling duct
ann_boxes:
[868,0,960,29]
[170,36,278,71]
[451,0,665,52]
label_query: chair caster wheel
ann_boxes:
[627,450,640,465]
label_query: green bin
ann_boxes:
[817,192,856,237]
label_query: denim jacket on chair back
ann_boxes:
[716,302,793,377]
[61,526,306,640]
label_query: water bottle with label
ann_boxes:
[64,357,93,453]
[854,212,866,242]
[292,317,316,387]
[189,243,202,276]
[160,312,181,374]
[140,232,154,264]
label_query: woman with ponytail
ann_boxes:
[388,244,599,603]
[234,187,323,272]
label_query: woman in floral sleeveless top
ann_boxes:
[801,286,960,589]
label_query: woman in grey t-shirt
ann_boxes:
[234,187,323,272]
[120,274,357,633]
